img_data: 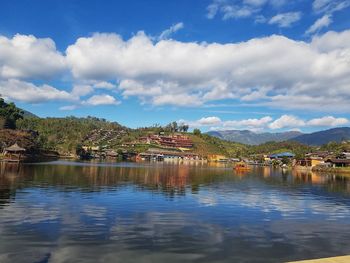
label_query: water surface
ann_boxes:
[0,161,350,262]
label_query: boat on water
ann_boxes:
[234,162,251,171]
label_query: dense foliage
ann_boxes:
[0,97,24,129]
[16,116,127,154]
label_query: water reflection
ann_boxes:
[0,161,350,263]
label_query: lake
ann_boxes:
[0,161,350,263]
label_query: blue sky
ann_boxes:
[1,0,350,132]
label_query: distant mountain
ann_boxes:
[291,127,350,146]
[21,109,38,119]
[207,130,303,145]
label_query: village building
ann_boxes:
[138,148,201,161]
[139,134,193,149]
[269,152,295,159]
[295,157,324,168]
[325,158,350,167]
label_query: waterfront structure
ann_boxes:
[325,158,350,167]
[295,157,324,168]
[3,143,26,162]
[138,148,201,161]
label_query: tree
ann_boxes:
[193,128,201,136]
[171,121,178,132]
[0,97,24,129]
[182,125,189,132]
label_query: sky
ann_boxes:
[1,0,350,133]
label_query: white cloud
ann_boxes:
[308,0,350,35]
[65,30,350,110]
[207,0,222,19]
[268,12,302,28]
[306,14,332,35]
[221,4,258,19]
[306,116,349,126]
[0,79,73,103]
[198,116,222,125]
[182,115,349,131]
[93,81,116,89]
[0,34,66,79]
[159,22,184,40]
[312,0,350,14]
[223,116,273,129]
[269,115,349,130]
[180,116,272,131]
[2,30,350,112]
[268,115,305,129]
[152,93,202,106]
[59,105,77,111]
[206,0,288,20]
[71,84,94,97]
[83,94,120,106]
[311,30,350,52]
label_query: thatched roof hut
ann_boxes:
[5,143,26,153]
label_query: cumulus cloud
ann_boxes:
[65,30,350,110]
[269,115,349,129]
[159,22,184,40]
[197,116,222,126]
[0,79,73,103]
[268,115,305,129]
[0,34,66,79]
[83,94,120,106]
[268,12,302,27]
[306,116,349,126]
[223,116,273,129]
[2,30,350,112]
[306,14,332,35]
[311,29,350,52]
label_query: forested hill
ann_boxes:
[16,116,129,154]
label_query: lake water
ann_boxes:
[0,161,350,263]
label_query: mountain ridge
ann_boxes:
[290,127,350,145]
[207,130,303,145]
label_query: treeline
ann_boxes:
[136,121,189,133]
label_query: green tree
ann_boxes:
[193,128,201,136]
[0,97,24,129]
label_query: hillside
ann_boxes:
[16,116,129,154]
[188,133,248,157]
[207,130,302,145]
[14,115,249,157]
[291,127,350,146]
[0,129,41,153]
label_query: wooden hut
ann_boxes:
[3,143,26,162]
